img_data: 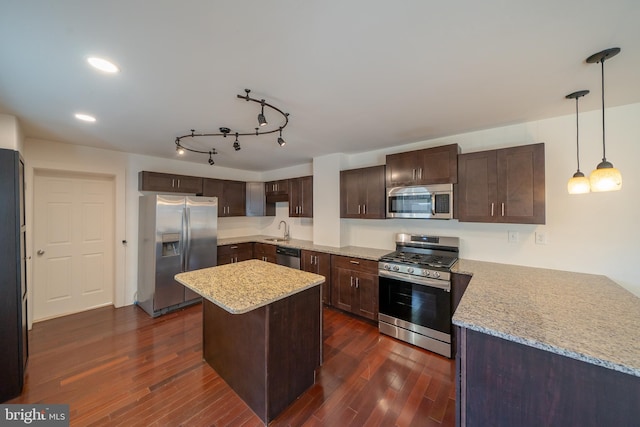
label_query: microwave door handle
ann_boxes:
[431,193,436,216]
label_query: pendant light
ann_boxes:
[566,90,590,194]
[586,47,622,192]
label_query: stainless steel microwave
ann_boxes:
[386,184,453,219]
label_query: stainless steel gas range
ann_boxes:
[378,233,459,358]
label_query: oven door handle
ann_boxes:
[379,270,451,292]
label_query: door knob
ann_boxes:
[37,249,45,255]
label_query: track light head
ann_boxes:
[277,127,286,146]
[258,101,267,126]
[233,133,241,151]
[208,152,215,165]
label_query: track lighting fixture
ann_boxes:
[277,127,286,147]
[174,89,290,165]
[586,47,622,192]
[566,90,590,194]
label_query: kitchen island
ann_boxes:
[452,259,640,427]
[175,260,325,424]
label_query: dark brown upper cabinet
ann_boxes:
[456,143,545,224]
[265,179,289,202]
[289,176,313,218]
[138,171,203,194]
[340,165,386,219]
[386,144,459,187]
[202,178,246,217]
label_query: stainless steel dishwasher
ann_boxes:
[276,246,301,269]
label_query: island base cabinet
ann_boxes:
[203,286,321,424]
[456,327,640,427]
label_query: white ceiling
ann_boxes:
[1,1,639,171]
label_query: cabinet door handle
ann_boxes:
[501,203,505,217]
[350,276,354,287]
[490,203,494,217]
[172,178,175,188]
[412,169,416,180]
[358,205,361,214]
[177,179,181,188]
[363,204,366,214]
[230,245,238,249]
[349,260,360,265]
[418,168,422,180]
[355,277,360,289]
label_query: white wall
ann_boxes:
[338,103,640,296]
[20,101,640,311]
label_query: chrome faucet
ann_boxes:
[278,220,290,240]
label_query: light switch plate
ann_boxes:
[508,231,519,243]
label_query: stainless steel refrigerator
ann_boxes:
[137,194,218,317]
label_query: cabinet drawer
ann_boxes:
[332,256,377,273]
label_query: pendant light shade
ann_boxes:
[589,163,622,192]
[566,90,590,194]
[586,47,622,192]
[568,172,591,194]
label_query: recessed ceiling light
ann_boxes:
[87,57,119,73]
[75,113,96,122]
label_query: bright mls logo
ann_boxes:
[0,405,69,426]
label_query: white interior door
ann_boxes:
[33,171,115,321]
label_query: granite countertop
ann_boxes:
[218,235,392,261]
[452,259,640,377]
[175,259,325,314]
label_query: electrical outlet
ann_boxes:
[535,232,547,245]
[508,231,519,243]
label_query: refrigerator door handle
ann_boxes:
[184,207,191,271]
[180,208,186,271]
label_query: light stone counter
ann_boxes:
[218,235,392,261]
[175,259,325,314]
[452,259,640,377]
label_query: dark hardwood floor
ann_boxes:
[9,304,456,426]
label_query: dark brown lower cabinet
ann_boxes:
[331,256,378,321]
[456,328,640,427]
[254,243,277,263]
[301,250,332,304]
[217,243,253,265]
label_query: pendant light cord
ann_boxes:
[601,59,606,162]
[575,96,580,172]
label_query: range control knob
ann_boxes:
[383,264,390,270]
[432,271,441,279]
[407,267,414,274]
[423,270,431,277]
[392,265,400,272]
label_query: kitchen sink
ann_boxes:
[265,238,289,243]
